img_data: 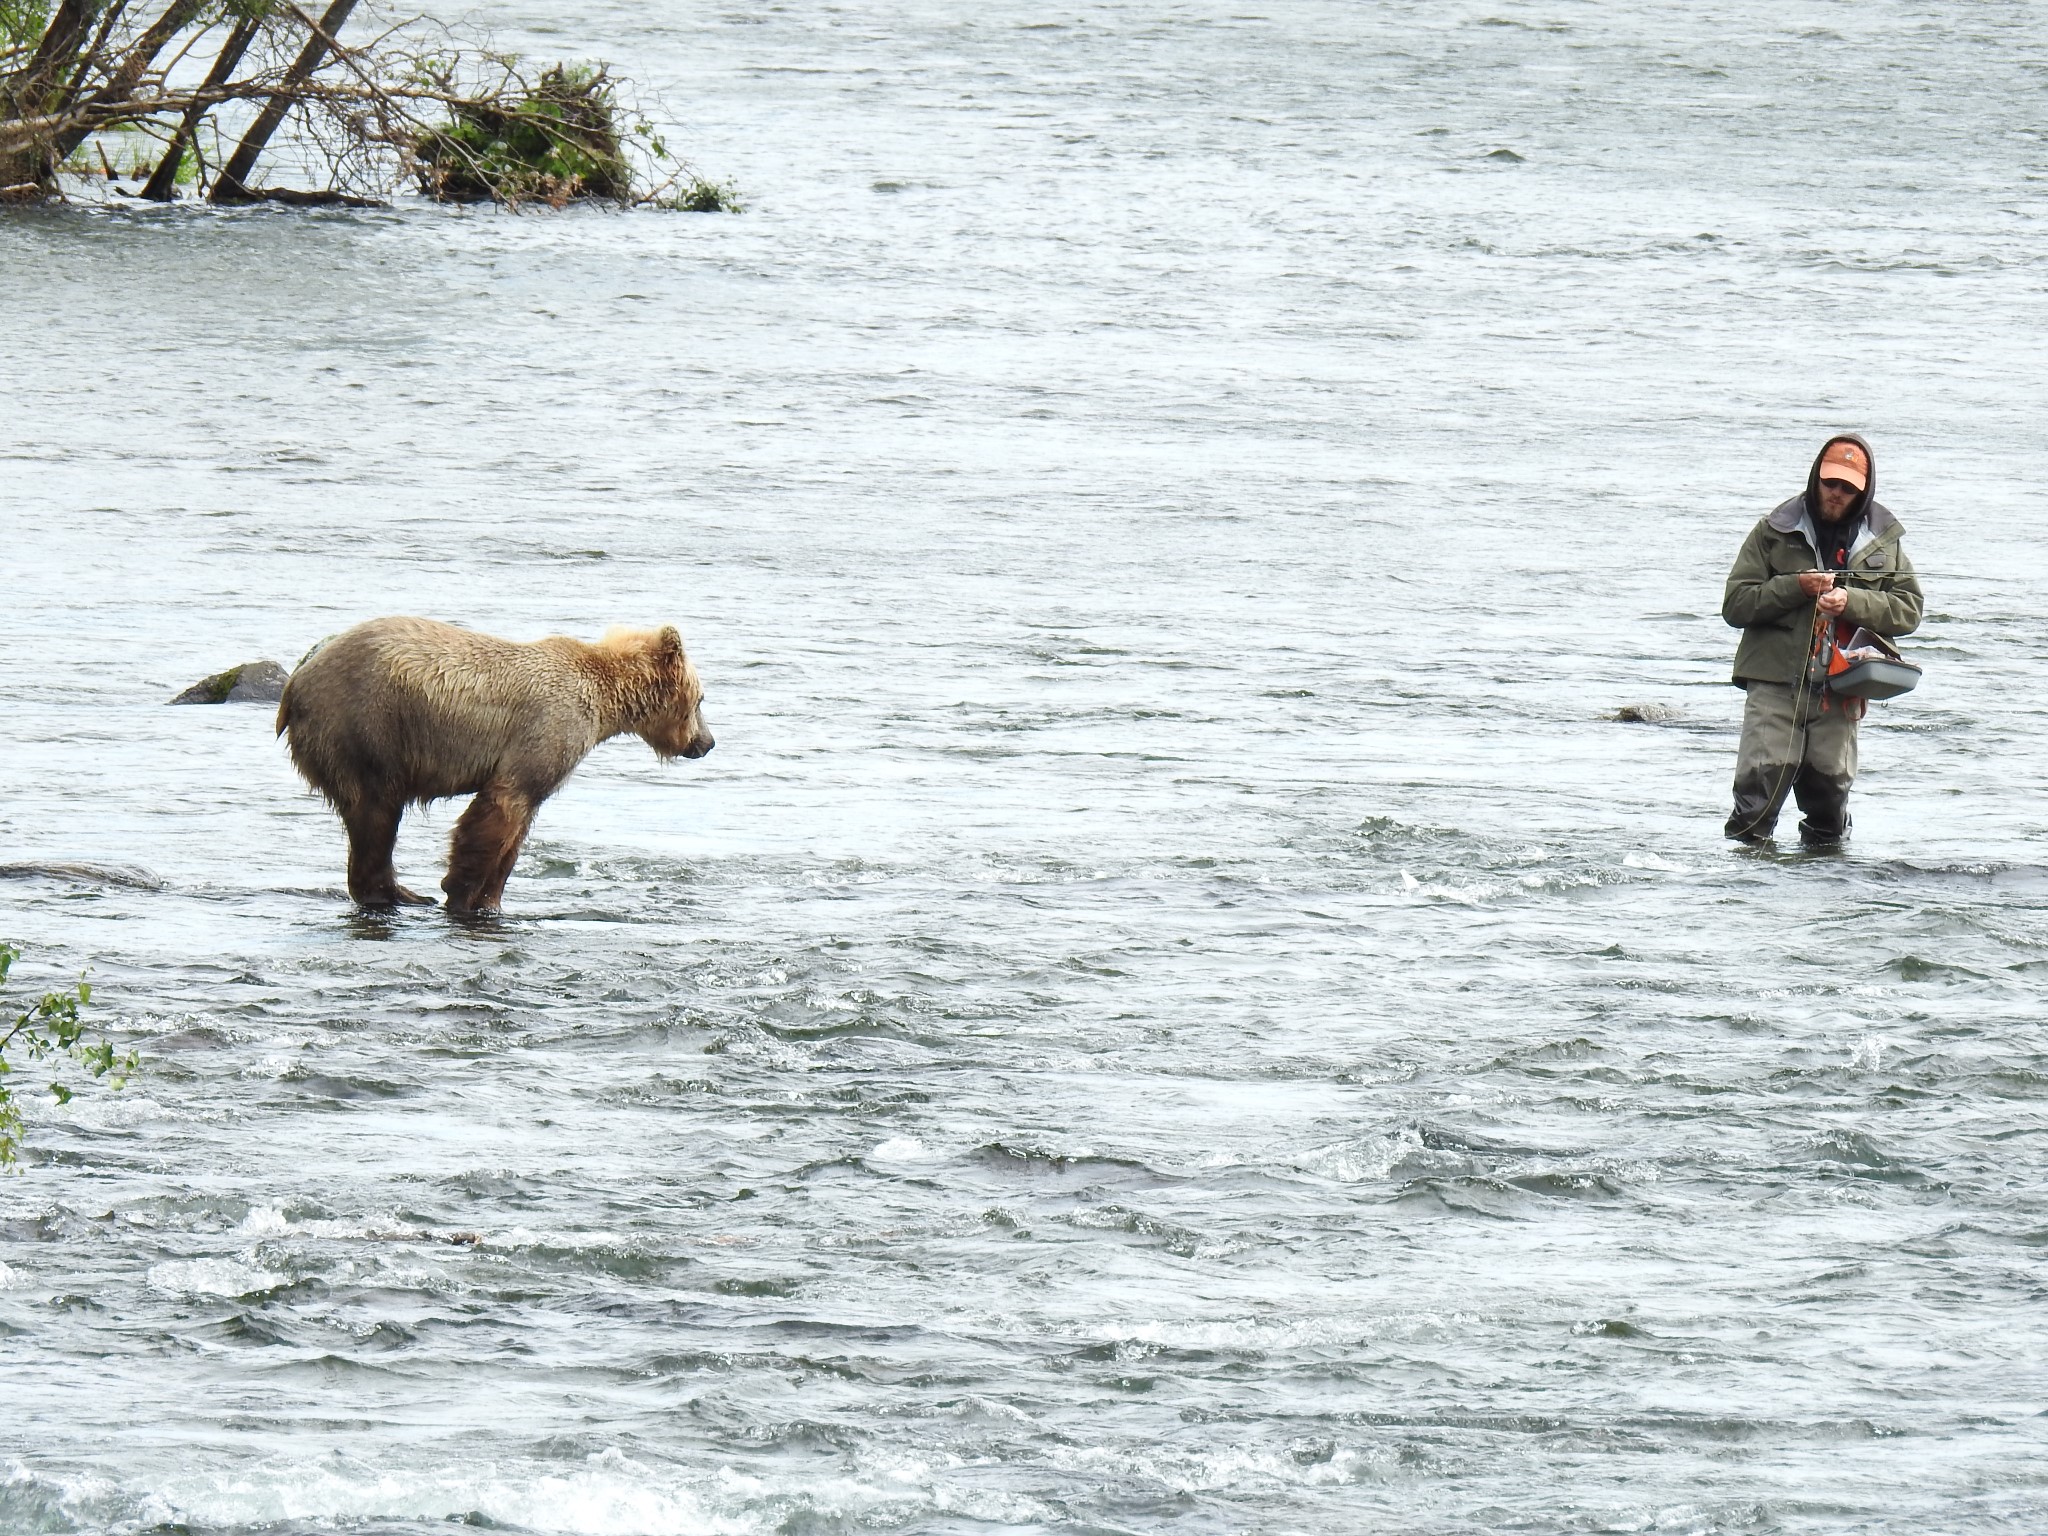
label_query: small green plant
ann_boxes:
[661,176,743,213]
[0,943,136,1167]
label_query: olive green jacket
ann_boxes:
[1722,499,1923,688]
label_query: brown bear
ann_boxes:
[276,616,713,913]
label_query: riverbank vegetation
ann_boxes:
[0,1,733,209]
[0,943,134,1167]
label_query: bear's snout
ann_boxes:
[681,730,715,759]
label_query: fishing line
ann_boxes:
[1745,600,1829,842]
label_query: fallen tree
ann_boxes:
[0,0,737,208]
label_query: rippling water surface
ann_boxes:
[4,3,2048,1532]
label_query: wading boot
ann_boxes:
[1796,814,1850,849]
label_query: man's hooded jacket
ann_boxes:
[1722,434,1924,688]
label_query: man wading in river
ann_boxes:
[1721,435,1924,845]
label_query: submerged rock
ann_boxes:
[1612,702,1683,724]
[0,860,166,890]
[170,660,289,705]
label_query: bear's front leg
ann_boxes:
[342,801,434,907]
[444,781,538,913]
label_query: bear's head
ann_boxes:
[615,626,714,761]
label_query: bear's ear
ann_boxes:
[655,627,684,665]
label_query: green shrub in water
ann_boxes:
[662,175,744,213]
[416,63,632,206]
[0,943,135,1167]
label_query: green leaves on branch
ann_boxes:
[0,0,52,53]
[0,942,136,1168]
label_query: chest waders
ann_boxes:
[1754,598,1862,836]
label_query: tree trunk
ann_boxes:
[139,14,259,201]
[210,0,359,202]
[0,0,98,185]
[43,0,203,175]
[6,0,98,114]
[68,1,137,113]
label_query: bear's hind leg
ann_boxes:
[342,801,432,907]
[478,803,537,910]
[444,782,536,914]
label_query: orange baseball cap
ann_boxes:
[1818,439,1868,490]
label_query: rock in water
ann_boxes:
[170,660,290,705]
[1612,702,1683,725]
[0,861,167,890]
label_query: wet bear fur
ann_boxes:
[277,616,714,912]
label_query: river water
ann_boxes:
[3,2,2047,1532]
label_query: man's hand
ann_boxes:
[1797,571,1837,597]
[1817,586,1849,617]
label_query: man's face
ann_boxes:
[1817,477,1859,522]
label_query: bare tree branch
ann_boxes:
[211,0,357,201]
[141,12,258,200]
[46,0,204,169]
